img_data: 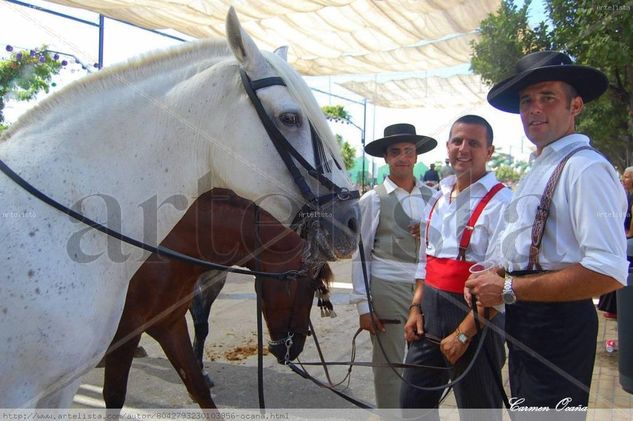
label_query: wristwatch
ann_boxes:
[502,275,517,305]
[456,328,470,345]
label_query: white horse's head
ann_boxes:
[205,8,360,260]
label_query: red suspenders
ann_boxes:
[426,182,504,257]
[424,182,505,293]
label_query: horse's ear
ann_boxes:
[226,7,268,76]
[274,46,288,62]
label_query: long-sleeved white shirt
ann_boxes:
[499,133,628,285]
[351,177,433,315]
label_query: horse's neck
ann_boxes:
[0,54,229,262]
[247,213,306,272]
[196,190,306,272]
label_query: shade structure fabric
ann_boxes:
[340,74,489,109]
[45,0,500,75]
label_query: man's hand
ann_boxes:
[464,286,473,308]
[465,271,504,307]
[440,331,469,364]
[359,313,385,335]
[404,307,424,342]
[408,222,421,240]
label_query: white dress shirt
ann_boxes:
[499,133,628,285]
[415,172,512,279]
[351,177,432,315]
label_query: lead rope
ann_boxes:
[471,295,510,409]
[358,238,490,391]
[0,159,300,281]
[254,206,265,411]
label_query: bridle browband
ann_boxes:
[238,68,359,229]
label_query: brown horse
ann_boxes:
[102,188,331,409]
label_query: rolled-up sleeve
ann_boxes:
[571,161,629,285]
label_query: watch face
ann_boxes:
[457,332,469,344]
[503,290,516,304]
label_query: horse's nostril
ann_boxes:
[347,217,358,234]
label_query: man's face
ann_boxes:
[384,142,417,179]
[519,81,583,150]
[447,123,493,179]
[623,171,633,191]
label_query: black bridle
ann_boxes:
[238,68,359,229]
[239,67,362,408]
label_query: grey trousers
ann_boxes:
[400,284,506,421]
[369,277,415,408]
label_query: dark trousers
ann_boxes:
[506,299,597,418]
[400,285,505,421]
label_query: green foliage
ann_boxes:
[335,133,356,170]
[324,104,359,170]
[471,0,552,85]
[322,104,352,121]
[489,149,527,183]
[495,164,522,184]
[490,151,514,168]
[470,0,633,167]
[547,0,633,168]
[0,46,62,124]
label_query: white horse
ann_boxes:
[0,8,359,407]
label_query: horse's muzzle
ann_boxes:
[312,201,360,260]
[268,333,306,364]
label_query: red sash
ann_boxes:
[424,182,504,294]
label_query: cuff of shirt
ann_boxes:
[356,301,370,316]
[581,253,629,286]
[415,265,426,279]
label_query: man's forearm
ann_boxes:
[513,263,623,302]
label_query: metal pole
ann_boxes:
[98,15,105,69]
[361,98,367,192]
[6,0,100,27]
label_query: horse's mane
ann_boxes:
[316,262,334,291]
[1,39,230,141]
[263,52,345,171]
[2,39,345,173]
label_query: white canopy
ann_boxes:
[46,0,500,75]
[340,74,489,108]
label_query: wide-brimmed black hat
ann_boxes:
[487,51,608,113]
[364,123,437,157]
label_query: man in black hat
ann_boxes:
[466,51,628,412]
[351,123,436,407]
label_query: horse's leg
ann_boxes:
[190,271,227,388]
[102,333,142,409]
[149,318,216,408]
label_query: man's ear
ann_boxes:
[487,145,495,160]
[570,96,584,117]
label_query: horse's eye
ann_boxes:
[279,112,301,127]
